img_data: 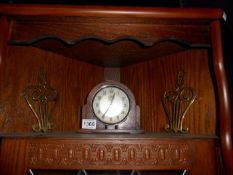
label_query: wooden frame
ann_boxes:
[0,4,231,175]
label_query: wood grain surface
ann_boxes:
[0,46,103,133]
[0,5,230,175]
[211,20,233,174]
[0,5,223,20]
[0,137,218,175]
[121,49,216,134]
[0,138,28,175]
[0,16,9,65]
[14,40,187,67]
[9,16,211,47]
[0,47,216,134]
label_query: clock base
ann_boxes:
[77,129,144,134]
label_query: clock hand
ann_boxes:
[102,93,115,118]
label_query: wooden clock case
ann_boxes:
[81,80,141,132]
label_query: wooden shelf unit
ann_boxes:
[0,5,232,175]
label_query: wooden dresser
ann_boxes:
[0,5,232,175]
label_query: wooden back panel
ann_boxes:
[121,49,216,134]
[0,46,104,132]
[0,46,216,134]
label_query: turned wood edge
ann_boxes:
[0,4,223,20]
[211,20,233,174]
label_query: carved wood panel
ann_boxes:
[28,139,191,169]
[0,138,218,174]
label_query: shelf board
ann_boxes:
[9,36,210,67]
[0,131,218,139]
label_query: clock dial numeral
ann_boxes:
[108,94,114,100]
[110,88,114,93]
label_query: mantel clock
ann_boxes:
[81,81,142,133]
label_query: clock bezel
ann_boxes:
[91,85,131,125]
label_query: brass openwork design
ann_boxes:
[162,70,196,133]
[22,68,59,132]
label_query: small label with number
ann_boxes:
[82,119,97,129]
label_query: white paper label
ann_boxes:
[82,119,97,129]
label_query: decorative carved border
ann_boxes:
[8,35,210,48]
[28,140,190,169]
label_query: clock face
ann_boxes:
[92,86,130,124]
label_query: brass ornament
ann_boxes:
[22,67,59,132]
[162,70,196,133]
